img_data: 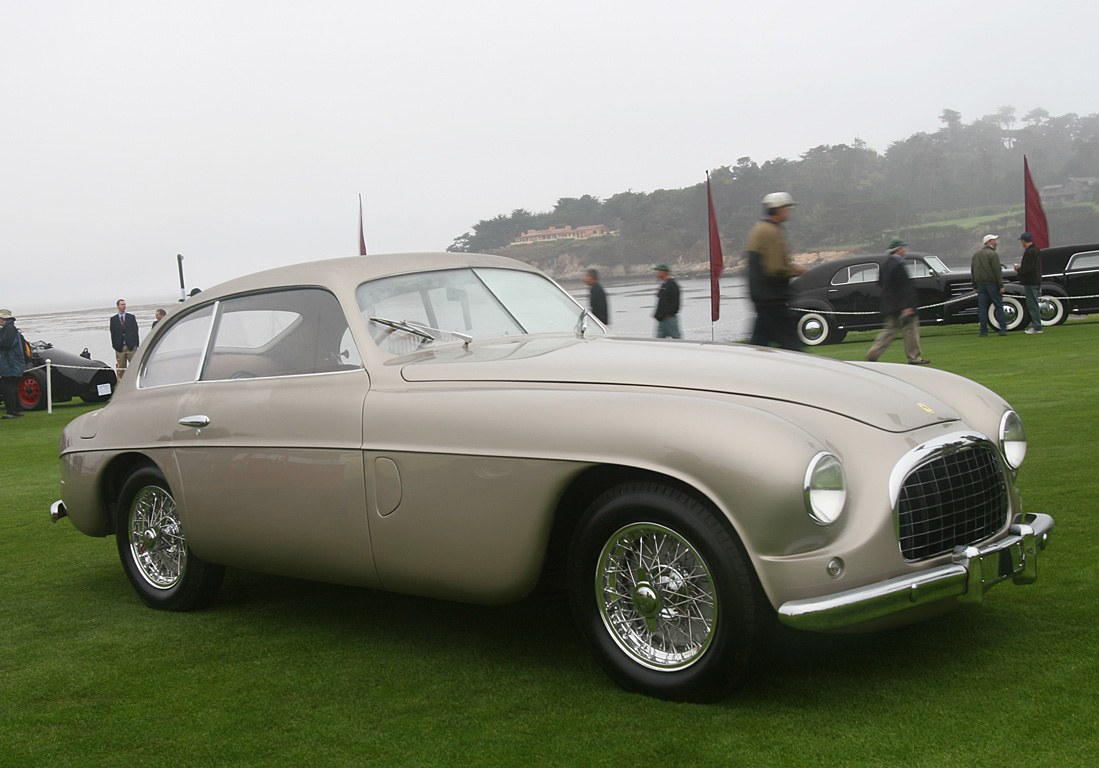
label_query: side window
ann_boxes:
[1068,251,1099,271]
[139,304,215,388]
[849,263,880,284]
[830,268,850,286]
[201,289,360,381]
[905,260,932,278]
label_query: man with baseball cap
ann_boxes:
[1015,233,1043,334]
[971,234,1007,336]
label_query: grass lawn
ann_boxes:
[2,319,1096,767]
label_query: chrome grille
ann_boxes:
[897,445,1008,561]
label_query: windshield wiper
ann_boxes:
[369,317,435,342]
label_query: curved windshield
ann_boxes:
[356,267,601,354]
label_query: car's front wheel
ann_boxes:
[115,466,225,611]
[796,311,845,346]
[568,483,770,702]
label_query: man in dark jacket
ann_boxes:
[866,240,929,364]
[584,269,609,325]
[110,298,140,377]
[652,264,681,338]
[1014,232,1043,334]
[0,308,26,418]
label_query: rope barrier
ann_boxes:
[791,292,1099,317]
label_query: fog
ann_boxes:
[3,0,1093,311]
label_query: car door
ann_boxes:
[143,288,378,588]
[905,258,949,322]
[1064,250,1099,313]
[828,262,881,328]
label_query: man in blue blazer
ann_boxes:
[110,299,140,377]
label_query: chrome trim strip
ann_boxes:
[777,513,1053,631]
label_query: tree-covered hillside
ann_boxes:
[449,107,1099,276]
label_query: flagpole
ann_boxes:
[358,193,368,256]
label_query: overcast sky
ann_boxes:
[4,0,1095,312]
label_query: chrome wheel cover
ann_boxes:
[798,313,827,345]
[127,485,186,589]
[1038,295,1064,325]
[596,523,717,670]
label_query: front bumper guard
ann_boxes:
[778,513,1054,632]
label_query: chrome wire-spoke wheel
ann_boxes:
[127,485,186,589]
[596,522,717,670]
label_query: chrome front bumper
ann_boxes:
[778,513,1054,632]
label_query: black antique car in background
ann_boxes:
[790,252,1028,346]
[1026,242,1099,325]
[5,341,117,410]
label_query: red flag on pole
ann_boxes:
[1024,156,1049,249]
[707,173,724,322]
[358,193,368,256]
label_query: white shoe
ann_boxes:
[1024,328,1043,334]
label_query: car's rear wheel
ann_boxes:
[796,311,845,346]
[116,466,224,611]
[1038,294,1067,326]
[568,483,770,702]
[990,295,1026,332]
[17,370,46,410]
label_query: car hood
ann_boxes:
[397,336,960,432]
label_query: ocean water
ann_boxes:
[18,276,755,365]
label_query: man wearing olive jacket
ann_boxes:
[971,234,1006,337]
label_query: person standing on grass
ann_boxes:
[972,235,1007,336]
[746,192,806,350]
[0,309,26,419]
[652,264,681,338]
[110,299,140,377]
[866,239,930,365]
[584,269,609,325]
[1015,233,1044,335]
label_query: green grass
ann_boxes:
[3,320,1097,767]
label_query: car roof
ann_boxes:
[186,252,542,302]
[1039,243,1099,273]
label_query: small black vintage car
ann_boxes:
[790,252,1028,346]
[8,342,117,410]
[1025,242,1099,325]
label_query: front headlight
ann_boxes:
[804,452,846,525]
[1000,410,1027,470]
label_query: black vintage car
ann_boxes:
[6,342,117,411]
[790,252,1028,346]
[1022,242,1099,325]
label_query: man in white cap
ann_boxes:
[971,234,1006,336]
[746,192,806,349]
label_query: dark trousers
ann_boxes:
[751,305,802,351]
[1,375,24,415]
[976,284,1005,334]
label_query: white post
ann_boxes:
[46,359,53,414]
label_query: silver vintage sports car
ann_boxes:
[51,252,1053,702]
